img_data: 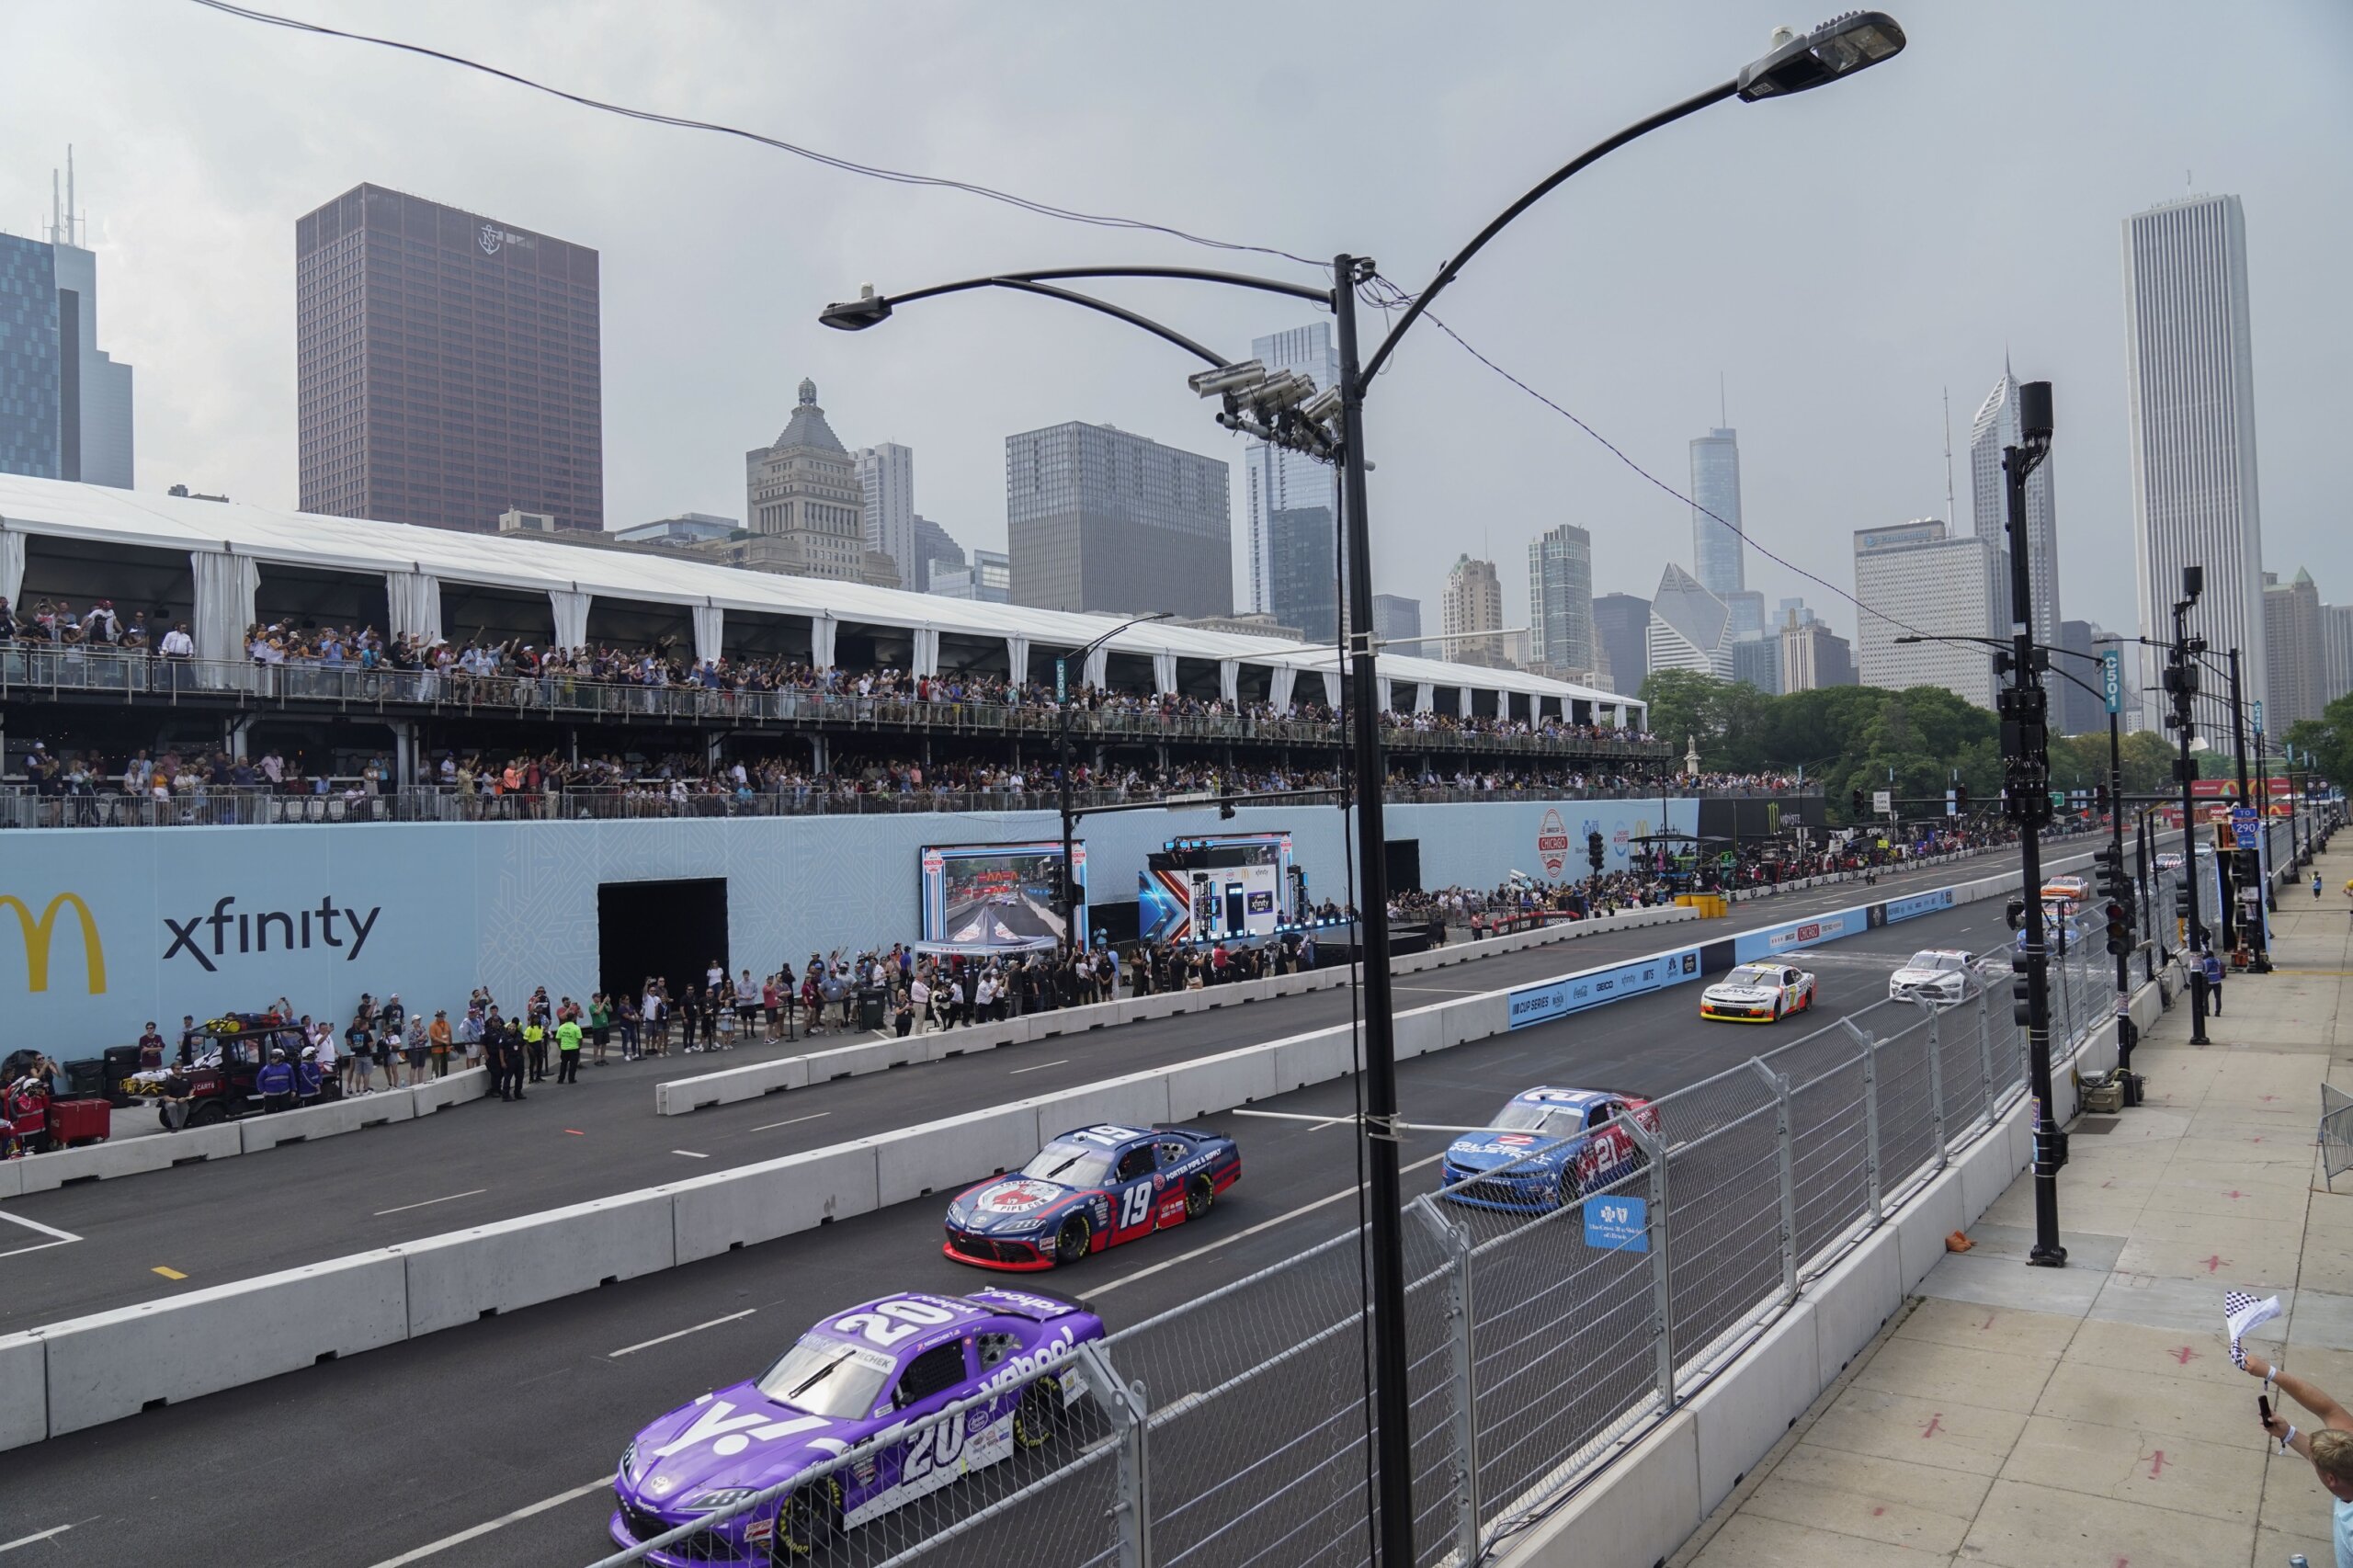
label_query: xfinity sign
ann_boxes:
[162,894,383,971]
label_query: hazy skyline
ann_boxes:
[6,0,2347,658]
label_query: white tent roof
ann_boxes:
[0,474,1643,714]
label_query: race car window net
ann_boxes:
[892,1344,969,1408]
[1020,1145,1113,1188]
[756,1336,892,1421]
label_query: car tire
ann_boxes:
[1771,999,1783,1022]
[189,1100,227,1127]
[1054,1213,1092,1266]
[770,1476,843,1561]
[1185,1175,1214,1221]
[1013,1378,1064,1449]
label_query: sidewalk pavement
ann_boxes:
[1673,843,2353,1568]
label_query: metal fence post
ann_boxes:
[1411,1195,1479,1566]
[1976,988,1995,1125]
[1840,1017,1881,1223]
[1747,1057,1797,1305]
[1620,1114,1675,1411]
[1076,1342,1151,1568]
[1921,1000,1946,1169]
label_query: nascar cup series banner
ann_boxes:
[1508,947,1707,1030]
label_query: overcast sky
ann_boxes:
[6,0,2348,648]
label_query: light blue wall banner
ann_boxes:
[1882,888,1956,925]
[1731,906,1868,963]
[1583,1194,1649,1253]
[1507,947,1705,1030]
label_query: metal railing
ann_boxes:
[589,881,2165,1568]
[0,645,1677,763]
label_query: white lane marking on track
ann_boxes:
[374,1188,488,1217]
[748,1111,831,1132]
[365,1477,610,1567]
[1086,1153,1445,1299]
[0,1208,83,1260]
[609,1308,758,1358]
[671,1149,710,1158]
[0,1518,91,1554]
[1007,1059,1069,1074]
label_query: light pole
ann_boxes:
[815,18,1906,1557]
[1052,612,1172,956]
[2166,569,2212,1045]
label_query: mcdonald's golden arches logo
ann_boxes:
[0,892,108,994]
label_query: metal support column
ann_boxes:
[1924,1001,1947,1169]
[1078,1343,1153,1568]
[1748,1057,1798,1305]
[1620,1114,1674,1409]
[1842,1016,1882,1223]
[1412,1196,1480,1567]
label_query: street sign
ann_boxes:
[1055,657,1067,704]
[1871,790,1892,815]
[2252,698,2264,733]
[2232,806,2259,842]
[2098,647,2123,715]
[1945,788,1957,818]
[1583,1194,1648,1253]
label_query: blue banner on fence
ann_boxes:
[1584,1194,1648,1252]
[1507,948,1704,1029]
[1882,888,1956,925]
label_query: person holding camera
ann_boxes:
[2240,1347,2353,1563]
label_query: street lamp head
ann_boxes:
[818,285,892,332]
[1736,11,1907,101]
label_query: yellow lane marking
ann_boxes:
[152,1266,187,1279]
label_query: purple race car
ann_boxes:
[609,1288,1103,1564]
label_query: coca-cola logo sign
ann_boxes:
[1537,808,1569,877]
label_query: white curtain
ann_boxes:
[1321,669,1341,710]
[190,550,258,665]
[0,525,23,609]
[912,627,940,677]
[811,614,837,670]
[692,605,724,666]
[549,589,590,652]
[386,572,441,646]
[1415,682,1434,714]
[1006,635,1031,687]
[1377,676,1394,714]
[1219,659,1239,703]
[1083,647,1108,690]
[1153,652,1178,695]
[1457,686,1473,718]
[1270,665,1297,711]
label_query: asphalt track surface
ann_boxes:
[0,846,2056,1334]
[0,887,2031,1568]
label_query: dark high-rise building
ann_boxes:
[1006,421,1230,618]
[2058,619,2106,735]
[1267,506,1337,643]
[296,184,602,533]
[1592,592,1652,694]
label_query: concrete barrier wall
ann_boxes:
[669,1144,882,1265]
[398,1190,678,1335]
[40,1251,409,1437]
[12,1120,242,1195]
[871,1106,1040,1207]
[0,1332,45,1450]
[239,1086,413,1153]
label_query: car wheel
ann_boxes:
[770,1477,843,1561]
[1185,1175,1214,1220]
[1054,1212,1092,1266]
[189,1100,227,1127]
[1013,1378,1064,1449]
[1771,999,1783,1022]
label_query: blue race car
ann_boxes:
[610,1289,1103,1564]
[1438,1086,1658,1211]
[943,1122,1241,1270]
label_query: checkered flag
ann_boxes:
[2224,1290,2283,1369]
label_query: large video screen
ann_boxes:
[1138,831,1297,944]
[919,841,1086,954]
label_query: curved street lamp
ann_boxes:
[814,15,1905,1561]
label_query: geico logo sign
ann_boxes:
[1,892,107,994]
[162,895,382,973]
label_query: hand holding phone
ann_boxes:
[2258,1394,2273,1426]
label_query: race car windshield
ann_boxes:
[756,1335,892,1420]
[1725,966,1778,986]
[1908,952,1965,971]
[1019,1143,1114,1189]
[1490,1102,1583,1136]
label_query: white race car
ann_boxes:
[1699,962,1816,1024]
[1888,949,1977,1006]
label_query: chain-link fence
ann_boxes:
[587,915,2148,1568]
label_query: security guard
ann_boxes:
[256,1049,297,1114]
[295,1046,325,1104]
[522,1016,548,1084]
[554,1014,584,1085]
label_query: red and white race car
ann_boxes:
[1699,962,1817,1023]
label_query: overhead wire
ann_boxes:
[187,0,1328,272]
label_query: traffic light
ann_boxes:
[2012,970,2034,1028]
[1850,788,1866,816]
[1586,830,1606,873]
[1953,784,1968,812]
[2103,900,2131,957]
[2174,884,2191,920]
[2095,783,2110,815]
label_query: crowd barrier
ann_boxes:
[0,847,2100,1453]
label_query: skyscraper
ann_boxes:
[853,442,915,590]
[1645,563,1733,680]
[1242,323,1341,642]
[1592,593,1652,694]
[929,549,1009,603]
[1851,518,2006,708]
[2123,193,2266,735]
[2057,619,2108,736]
[0,153,133,486]
[1779,616,1855,692]
[912,515,963,593]
[1527,523,1595,675]
[1372,594,1423,654]
[1969,367,2061,648]
[296,184,601,532]
[2263,569,2325,729]
[1688,427,1745,598]
[1440,554,1506,666]
[1006,421,1231,618]
[744,380,896,586]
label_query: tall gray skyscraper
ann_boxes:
[2263,569,2325,729]
[1006,421,1231,618]
[1527,523,1595,674]
[1851,518,2006,709]
[912,515,962,593]
[1688,427,1745,598]
[1969,367,2060,648]
[2123,193,2266,735]
[853,442,915,590]
[1242,323,1342,641]
[0,152,134,486]
[1592,593,1652,695]
[1440,554,1506,666]
[1372,594,1423,654]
